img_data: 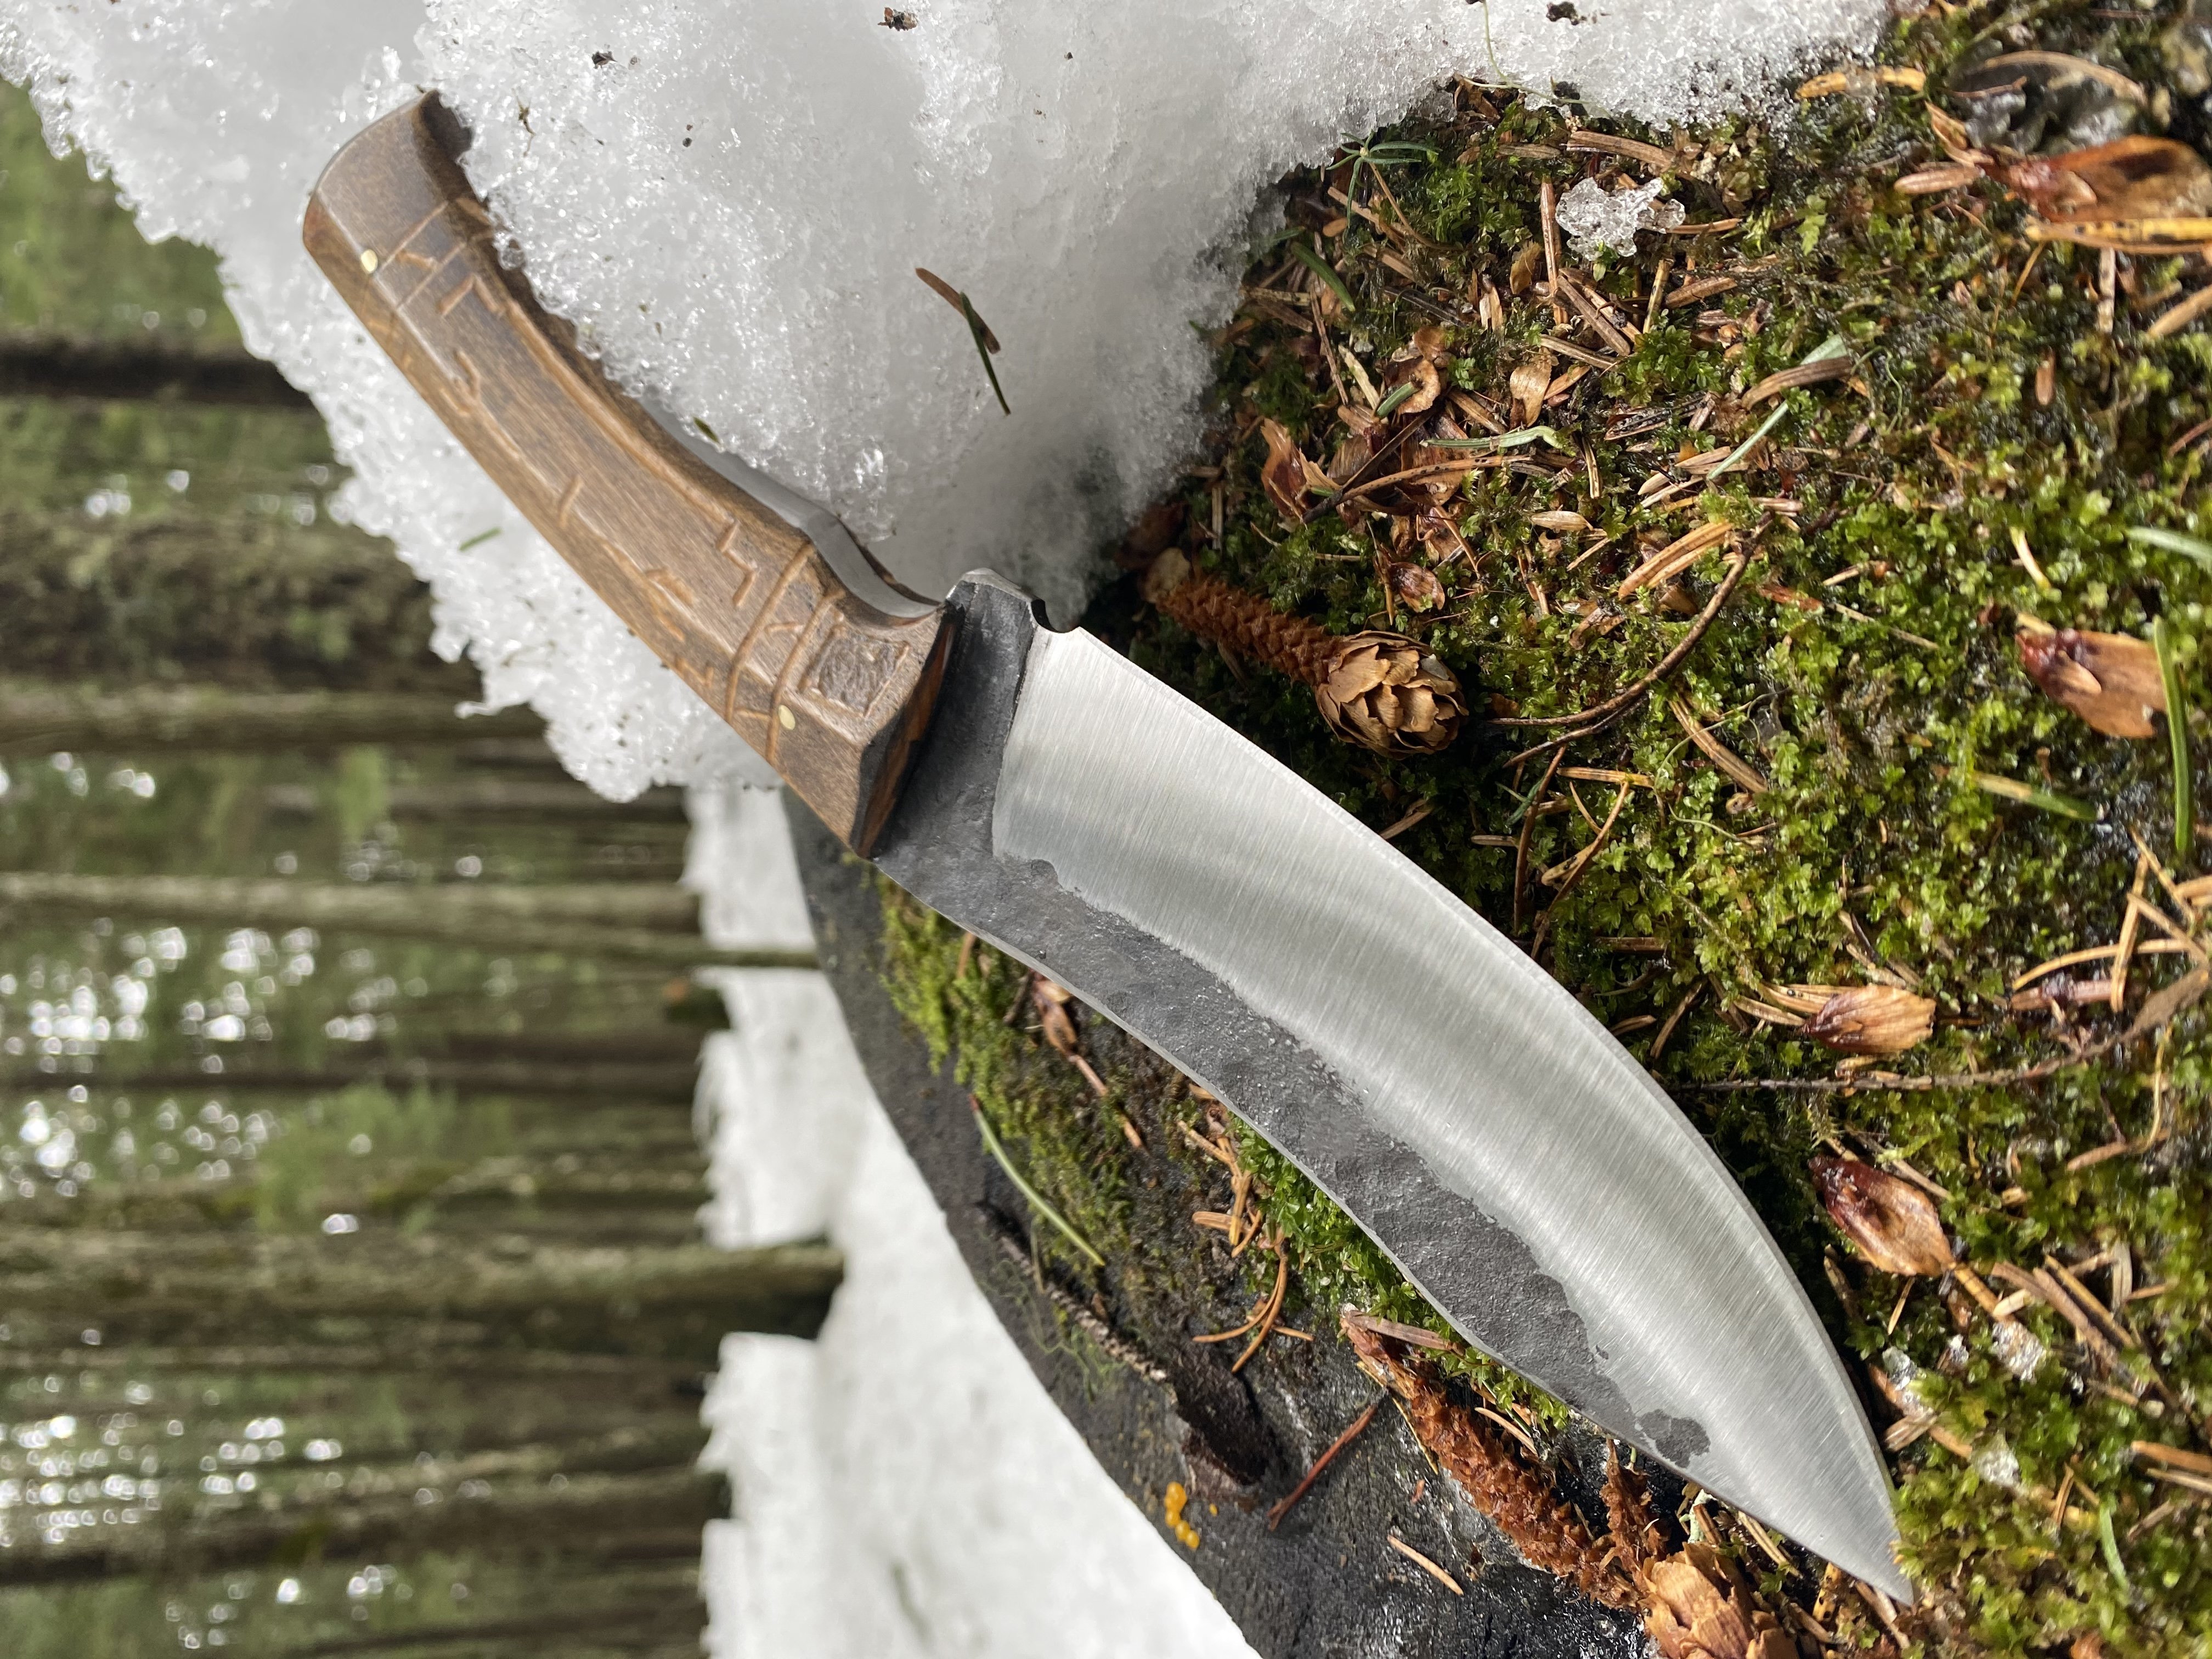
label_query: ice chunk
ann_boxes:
[0,0,1884,802]
[1554,175,1686,259]
[1970,1434,2022,1492]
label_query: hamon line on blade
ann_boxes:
[300,93,1908,1600]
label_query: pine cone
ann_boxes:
[1602,1443,1664,1577]
[1344,1319,1635,1608]
[1641,1542,1797,1659]
[1316,633,1465,755]
[1146,552,1466,755]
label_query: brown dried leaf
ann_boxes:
[1383,356,1442,416]
[1258,418,1310,521]
[2017,622,2166,738]
[1388,562,1447,612]
[1531,509,1592,533]
[1400,324,1451,364]
[1811,1156,1954,1277]
[1327,430,1374,485]
[1925,105,1983,164]
[1509,241,1544,295]
[1509,356,1554,427]
[1800,985,1936,1056]
[2006,137,2212,224]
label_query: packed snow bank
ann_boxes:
[687,785,1256,1659]
[1,0,1879,795]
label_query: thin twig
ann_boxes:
[1497,541,1757,729]
[1514,747,1566,935]
[1232,1238,1291,1373]
[1268,1397,1384,1530]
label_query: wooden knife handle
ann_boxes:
[303,95,948,853]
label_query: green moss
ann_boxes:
[877,879,1137,1275]
[879,7,2212,1650]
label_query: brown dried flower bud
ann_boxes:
[1811,1156,1955,1277]
[1799,985,1936,1056]
[1316,633,1467,755]
[1641,1542,1797,1659]
[2017,621,2165,739]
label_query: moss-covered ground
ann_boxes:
[881,7,2212,1652]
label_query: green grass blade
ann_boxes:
[1287,238,1357,315]
[972,1099,1104,1267]
[2128,526,2212,572]
[1970,771,2102,822]
[957,291,1010,415]
[1425,425,1566,453]
[2155,616,2193,860]
[1375,381,1415,417]
[2100,1503,2130,1589]
[1708,335,1850,481]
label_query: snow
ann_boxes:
[0,0,1882,797]
[687,785,1257,1659]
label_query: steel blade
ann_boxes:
[876,574,1905,1600]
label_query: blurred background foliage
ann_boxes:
[0,80,817,1657]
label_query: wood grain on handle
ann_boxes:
[303,96,949,853]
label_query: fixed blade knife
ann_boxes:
[304,95,1907,1601]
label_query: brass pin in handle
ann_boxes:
[303,94,950,854]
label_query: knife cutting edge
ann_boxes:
[303,93,1909,1601]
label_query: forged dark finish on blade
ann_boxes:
[790,802,1646,1658]
[875,575,1905,1599]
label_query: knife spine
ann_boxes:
[302,94,949,853]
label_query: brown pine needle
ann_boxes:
[1387,1533,1465,1594]
[2112,855,2151,1012]
[1500,545,1757,768]
[913,267,1008,413]
[1232,1238,1291,1372]
[1268,1397,1383,1530]
[2013,938,2191,990]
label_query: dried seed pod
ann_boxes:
[1641,1542,1797,1659]
[1799,985,1936,1056]
[1258,418,1311,522]
[1811,1156,1955,1277]
[2017,622,2166,738]
[1143,551,1338,683]
[1316,632,1467,755]
[1386,562,1447,613]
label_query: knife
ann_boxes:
[303,94,1907,1601]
